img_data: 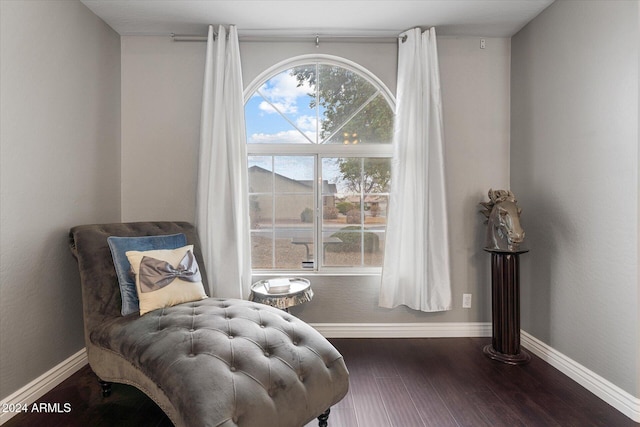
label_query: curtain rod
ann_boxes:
[170,33,400,44]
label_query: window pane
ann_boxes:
[274,239,309,269]
[249,194,272,229]
[316,65,375,144]
[248,156,273,193]
[273,156,314,193]
[245,70,316,144]
[364,194,388,227]
[363,158,392,193]
[245,97,313,144]
[279,228,314,269]
[275,194,314,225]
[322,229,366,267]
[251,230,273,269]
[363,231,385,267]
[323,93,394,145]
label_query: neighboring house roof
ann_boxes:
[249,165,337,194]
[300,180,338,194]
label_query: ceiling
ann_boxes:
[81,0,554,39]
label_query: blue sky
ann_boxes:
[245,69,319,144]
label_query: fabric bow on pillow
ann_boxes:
[126,245,207,315]
[139,250,202,292]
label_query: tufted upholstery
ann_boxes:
[70,222,349,427]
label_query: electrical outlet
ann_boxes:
[462,293,472,308]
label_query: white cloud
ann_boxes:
[295,115,317,132]
[248,130,315,144]
[257,71,313,115]
[258,100,295,115]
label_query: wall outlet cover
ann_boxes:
[462,293,472,308]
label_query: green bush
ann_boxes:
[328,226,380,253]
[300,207,314,223]
[336,201,355,215]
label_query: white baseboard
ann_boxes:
[520,331,640,422]
[310,322,492,338]
[0,348,87,425]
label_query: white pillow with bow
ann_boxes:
[126,245,207,315]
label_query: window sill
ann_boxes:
[251,270,382,278]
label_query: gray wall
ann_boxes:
[0,1,121,399]
[511,0,639,396]
[121,37,205,221]
[121,36,511,323]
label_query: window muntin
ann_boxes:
[245,58,394,272]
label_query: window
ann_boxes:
[245,56,394,272]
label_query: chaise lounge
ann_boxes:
[69,221,349,427]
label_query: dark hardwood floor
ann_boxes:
[4,338,637,427]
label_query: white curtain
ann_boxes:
[379,27,452,312]
[196,25,251,299]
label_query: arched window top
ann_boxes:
[245,55,394,146]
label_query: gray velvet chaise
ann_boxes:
[69,221,349,427]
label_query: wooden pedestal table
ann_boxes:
[483,248,531,365]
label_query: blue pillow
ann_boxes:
[108,233,187,315]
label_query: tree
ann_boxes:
[291,65,393,144]
[335,158,391,194]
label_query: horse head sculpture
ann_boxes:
[479,189,525,252]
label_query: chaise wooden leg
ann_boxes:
[317,408,330,427]
[98,379,112,397]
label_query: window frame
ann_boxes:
[245,54,395,275]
